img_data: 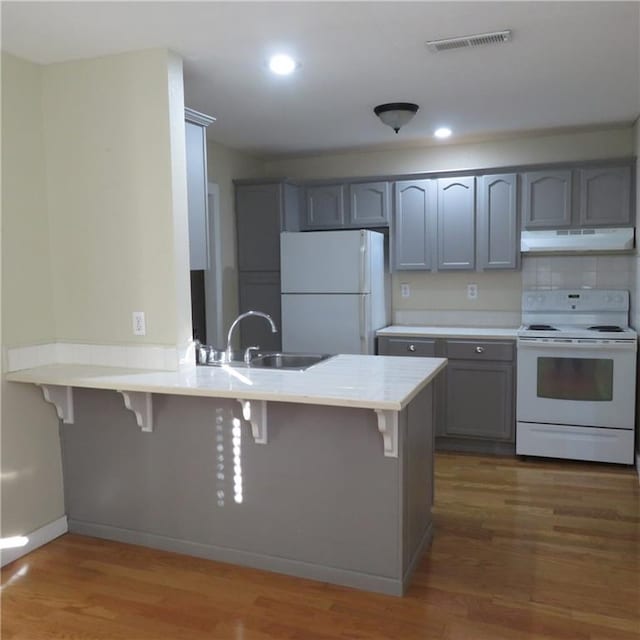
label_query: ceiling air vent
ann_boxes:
[426,30,512,53]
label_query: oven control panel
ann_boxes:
[523,289,628,313]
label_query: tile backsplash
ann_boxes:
[521,255,633,292]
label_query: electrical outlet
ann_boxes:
[132,311,146,336]
[467,283,478,300]
[400,283,411,298]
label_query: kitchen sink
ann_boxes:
[249,353,332,371]
[199,352,333,371]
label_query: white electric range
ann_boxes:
[516,289,637,464]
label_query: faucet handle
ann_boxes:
[244,346,261,365]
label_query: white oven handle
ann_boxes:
[518,340,636,351]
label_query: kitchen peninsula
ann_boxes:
[7,354,446,596]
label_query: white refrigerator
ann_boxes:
[280,230,389,354]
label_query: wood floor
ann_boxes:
[2,453,639,639]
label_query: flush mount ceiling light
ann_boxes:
[434,127,452,139]
[373,103,419,134]
[268,54,297,75]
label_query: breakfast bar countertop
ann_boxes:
[6,353,447,412]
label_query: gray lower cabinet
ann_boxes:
[377,335,516,454]
[440,339,515,452]
[238,271,281,352]
[394,180,436,270]
[477,174,519,270]
[522,169,572,229]
[304,184,346,228]
[437,177,476,270]
[579,165,632,226]
[185,108,215,270]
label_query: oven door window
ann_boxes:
[537,357,613,401]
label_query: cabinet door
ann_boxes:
[522,170,572,228]
[477,174,518,270]
[238,271,282,352]
[444,360,514,441]
[348,181,390,227]
[394,180,436,270]
[304,185,345,229]
[437,177,475,270]
[579,166,632,226]
[185,120,209,270]
[236,184,283,272]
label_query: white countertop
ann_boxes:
[5,354,447,412]
[377,325,519,340]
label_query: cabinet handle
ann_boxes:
[408,344,416,352]
[475,346,485,353]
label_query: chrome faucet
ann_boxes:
[225,311,277,363]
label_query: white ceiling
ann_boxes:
[2,1,639,157]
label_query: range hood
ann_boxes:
[521,228,634,253]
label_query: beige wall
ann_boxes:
[42,49,190,346]
[206,140,263,333]
[1,53,64,537]
[262,127,634,180]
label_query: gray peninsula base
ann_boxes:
[59,386,435,596]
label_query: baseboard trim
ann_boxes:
[69,519,404,596]
[0,516,68,567]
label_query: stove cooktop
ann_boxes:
[518,324,637,340]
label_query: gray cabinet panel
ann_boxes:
[437,177,475,270]
[238,271,282,352]
[305,184,346,228]
[185,120,209,270]
[236,184,283,272]
[444,359,514,441]
[377,336,436,357]
[444,340,514,362]
[579,166,632,226]
[477,174,518,270]
[349,181,390,227]
[522,170,572,228]
[394,180,435,271]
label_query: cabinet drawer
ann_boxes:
[444,340,514,361]
[378,337,436,357]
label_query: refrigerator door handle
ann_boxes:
[359,232,367,293]
[360,293,367,353]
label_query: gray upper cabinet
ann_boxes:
[185,108,215,270]
[394,180,435,271]
[304,184,346,229]
[236,182,299,272]
[579,166,632,226]
[437,177,476,270]
[349,181,390,227]
[522,169,572,229]
[477,174,518,270]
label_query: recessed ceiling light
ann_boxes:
[434,127,452,139]
[268,54,296,75]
